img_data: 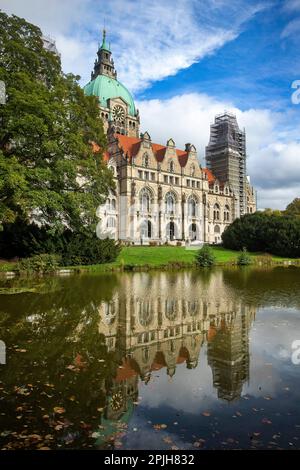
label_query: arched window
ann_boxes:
[214,225,220,234]
[107,217,116,228]
[190,164,195,176]
[139,300,152,327]
[165,299,177,320]
[189,223,198,241]
[224,204,230,222]
[165,193,175,214]
[140,220,152,239]
[213,203,220,221]
[140,189,151,212]
[188,198,197,217]
[143,153,149,168]
[166,221,176,240]
[168,160,175,173]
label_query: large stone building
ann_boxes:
[84,31,256,245]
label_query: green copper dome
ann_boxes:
[83,75,136,117]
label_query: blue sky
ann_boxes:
[1,0,300,209]
[140,3,298,111]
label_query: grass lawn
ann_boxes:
[76,245,300,272]
[1,246,299,275]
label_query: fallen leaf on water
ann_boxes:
[153,424,167,430]
[262,418,272,425]
[53,407,65,414]
[193,441,202,448]
[202,412,211,417]
[163,437,172,444]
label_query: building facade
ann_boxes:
[84,31,256,245]
[206,112,248,218]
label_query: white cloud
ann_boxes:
[283,0,300,12]
[0,0,266,91]
[137,93,300,210]
[281,17,300,39]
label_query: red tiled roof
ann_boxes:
[115,134,141,159]
[115,134,188,166]
[115,358,139,382]
[203,168,215,184]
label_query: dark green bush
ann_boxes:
[237,248,252,266]
[18,254,61,274]
[195,245,216,267]
[222,213,300,258]
[0,221,120,266]
[61,235,121,266]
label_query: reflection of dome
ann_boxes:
[84,75,136,117]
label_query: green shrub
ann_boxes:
[195,245,216,267]
[0,221,121,266]
[222,213,300,258]
[61,235,121,266]
[237,248,252,266]
[18,254,61,274]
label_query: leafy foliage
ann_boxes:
[195,245,216,267]
[60,233,121,266]
[17,254,61,273]
[0,221,120,266]
[222,213,300,258]
[285,198,300,217]
[237,248,252,266]
[0,11,113,233]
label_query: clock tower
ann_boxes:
[84,30,140,137]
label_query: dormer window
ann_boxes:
[215,185,219,193]
[143,153,149,168]
[169,160,175,173]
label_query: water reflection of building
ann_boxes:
[98,271,256,410]
[207,305,252,401]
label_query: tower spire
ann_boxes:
[100,27,110,52]
[91,28,116,80]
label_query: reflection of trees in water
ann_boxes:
[222,267,300,309]
[1,267,298,448]
[0,274,121,449]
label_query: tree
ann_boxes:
[222,213,300,258]
[0,11,113,234]
[195,245,216,267]
[285,198,300,217]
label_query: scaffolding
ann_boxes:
[206,113,247,217]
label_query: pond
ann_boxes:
[0,267,300,450]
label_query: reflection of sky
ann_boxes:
[122,307,300,450]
